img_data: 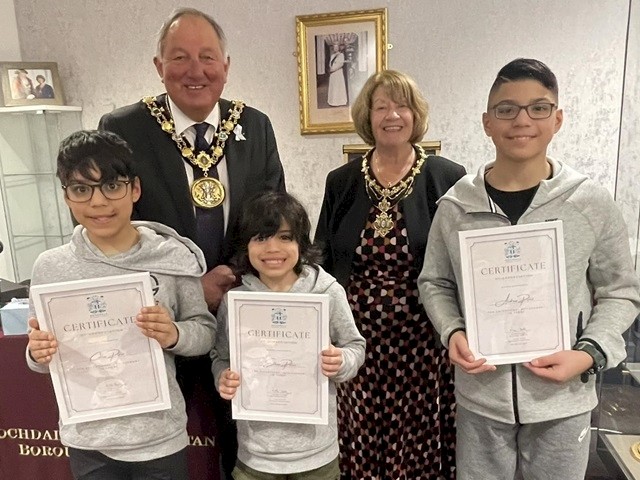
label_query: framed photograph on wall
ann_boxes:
[296,9,388,135]
[0,62,65,107]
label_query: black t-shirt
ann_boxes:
[485,182,539,225]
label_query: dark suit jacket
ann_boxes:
[99,94,285,268]
[315,153,466,287]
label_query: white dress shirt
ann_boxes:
[167,96,230,232]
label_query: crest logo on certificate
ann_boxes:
[87,295,107,315]
[271,308,287,326]
[504,240,520,260]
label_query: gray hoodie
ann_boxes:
[211,265,365,474]
[418,158,640,424]
[26,221,216,461]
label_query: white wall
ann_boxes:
[9,0,638,261]
[0,0,20,61]
[617,0,640,271]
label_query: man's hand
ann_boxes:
[27,318,58,364]
[449,331,496,374]
[321,344,343,377]
[136,305,179,349]
[202,265,236,312]
[219,369,240,400]
[524,350,594,383]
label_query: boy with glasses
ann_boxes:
[26,129,216,480]
[418,58,640,479]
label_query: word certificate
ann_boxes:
[459,221,570,364]
[31,272,170,425]
[227,291,329,425]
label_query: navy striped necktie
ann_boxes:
[193,122,224,269]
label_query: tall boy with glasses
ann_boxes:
[26,129,216,480]
[418,58,640,479]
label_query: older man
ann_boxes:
[99,8,285,479]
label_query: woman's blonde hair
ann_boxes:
[351,70,429,145]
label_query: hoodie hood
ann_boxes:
[69,220,206,277]
[241,265,336,294]
[439,157,589,214]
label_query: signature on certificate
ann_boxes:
[268,388,292,399]
[493,293,534,308]
[506,326,531,342]
[90,349,125,366]
[261,357,294,369]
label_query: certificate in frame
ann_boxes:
[227,291,330,425]
[459,221,571,365]
[31,272,171,425]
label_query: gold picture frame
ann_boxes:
[0,62,65,107]
[342,141,442,163]
[296,9,388,135]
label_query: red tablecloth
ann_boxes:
[0,334,220,479]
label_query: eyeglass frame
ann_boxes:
[61,179,133,203]
[489,102,558,120]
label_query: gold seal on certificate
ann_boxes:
[458,221,571,365]
[227,291,330,425]
[30,272,171,425]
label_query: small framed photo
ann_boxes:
[342,141,442,163]
[0,62,65,107]
[296,9,388,135]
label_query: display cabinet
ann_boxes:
[0,105,80,282]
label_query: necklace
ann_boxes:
[373,149,416,187]
[143,96,245,208]
[362,144,426,236]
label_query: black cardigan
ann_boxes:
[315,153,466,287]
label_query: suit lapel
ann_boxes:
[222,98,250,238]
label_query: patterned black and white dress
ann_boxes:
[337,204,456,480]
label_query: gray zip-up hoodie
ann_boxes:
[211,265,365,474]
[418,158,640,424]
[26,221,216,461]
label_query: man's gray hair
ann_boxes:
[156,7,228,58]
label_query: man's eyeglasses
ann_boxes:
[62,180,132,203]
[490,102,557,120]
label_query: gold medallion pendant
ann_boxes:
[373,211,394,237]
[191,177,225,208]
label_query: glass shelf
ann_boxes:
[0,108,81,282]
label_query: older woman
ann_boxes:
[315,70,465,479]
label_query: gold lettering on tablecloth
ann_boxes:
[18,444,69,457]
[189,435,215,447]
